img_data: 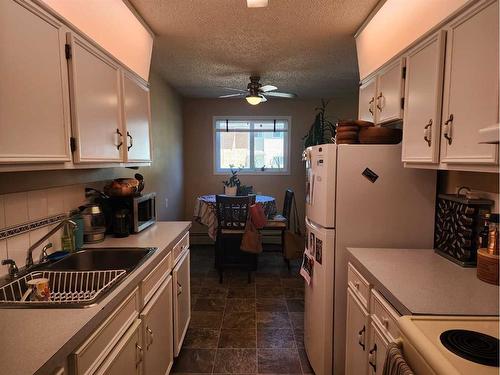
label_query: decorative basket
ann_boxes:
[434,193,493,266]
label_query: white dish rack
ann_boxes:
[0,269,126,306]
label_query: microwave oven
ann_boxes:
[106,192,156,233]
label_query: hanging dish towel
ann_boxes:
[382,342,415,375]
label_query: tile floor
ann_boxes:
[172,245,313,374]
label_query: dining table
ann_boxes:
[193,194,278,240]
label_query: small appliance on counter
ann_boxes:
[80,203,106,243]
[112,209,131,238]
[434,188,494,266]
[86,174,157,236]
[106,192,156,234]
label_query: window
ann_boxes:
[214,117,290,174]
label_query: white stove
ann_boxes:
[398,316,499,375]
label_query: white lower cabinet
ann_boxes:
[95,319,143,375]
[345,288,369,375]
[140,275,174,375]
[173,249,191,356]
[69,231,191,375]
[345,264,400,375]
[367,321,389,375]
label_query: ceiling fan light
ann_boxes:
[246,95,263,105]
[246,0,268,8]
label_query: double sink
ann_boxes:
[0,248,156,308]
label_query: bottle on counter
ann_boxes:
[478,213,491,248]
[61,220,76,253]
[477,213,499,285]
[70,209,84,250]
[487,214,499,255]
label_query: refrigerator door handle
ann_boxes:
[310,173,315,205]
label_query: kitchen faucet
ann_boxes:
[25,219,77,268]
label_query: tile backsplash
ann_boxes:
[0,185,86,277]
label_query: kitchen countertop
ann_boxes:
[0,221,191,375]
[347,248,499,316]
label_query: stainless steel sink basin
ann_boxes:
[44,248,156,273]
[0,247,156,308]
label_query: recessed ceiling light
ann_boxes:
[247,0,268,8]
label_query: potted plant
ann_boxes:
[303,99,337,148]
[222,168,240,196]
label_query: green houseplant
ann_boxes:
[303,99,337,148]
[222,168,241,196]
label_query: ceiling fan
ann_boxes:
[219,76,297,105]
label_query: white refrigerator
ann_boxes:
[303,144,436,375]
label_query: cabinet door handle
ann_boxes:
[127,131,134,150]
[368,97,374,115]
[423,120,432,147]
[443,114,453,145]
[368,344,377,372]
[135,343,144,369]
[357,326,366,350]
[177,281,183,296]
[146,326,154,349]
[376,92,383,111]
[115,129,123,150]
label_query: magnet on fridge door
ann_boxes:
[300,251,314,285]
[315,238,323,264]
[309,232,315,256]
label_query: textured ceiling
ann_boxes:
[130,0,378,98]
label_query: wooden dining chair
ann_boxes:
[215,194,257,283]
[263,189,295,269]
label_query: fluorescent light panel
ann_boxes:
[247,0,268,8]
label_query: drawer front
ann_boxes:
[173,232,189,264]
[142,251,173,306]
[71,288,139,375]
[370,289,400,341]
[347,262,371,309]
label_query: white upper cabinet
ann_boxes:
[376,58,405,124]
[358,77,377,123]
[123,73,152,162]
[358,58,405,125]
[0,0,71,164]
[402,31,446,164]
[67,33,124,163]
[440,0,499,165]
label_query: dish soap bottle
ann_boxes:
[61,221,76,253]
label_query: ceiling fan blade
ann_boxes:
[260,95,267,102]
[219,93,246,98]
[264,92,297,98]
[219,87,248,93]
[260,85,278,92]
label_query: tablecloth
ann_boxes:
[193,194,277,240]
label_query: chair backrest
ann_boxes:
[282,189,295,222]
[215,195,256,230]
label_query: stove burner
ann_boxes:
[440,329,499,367]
